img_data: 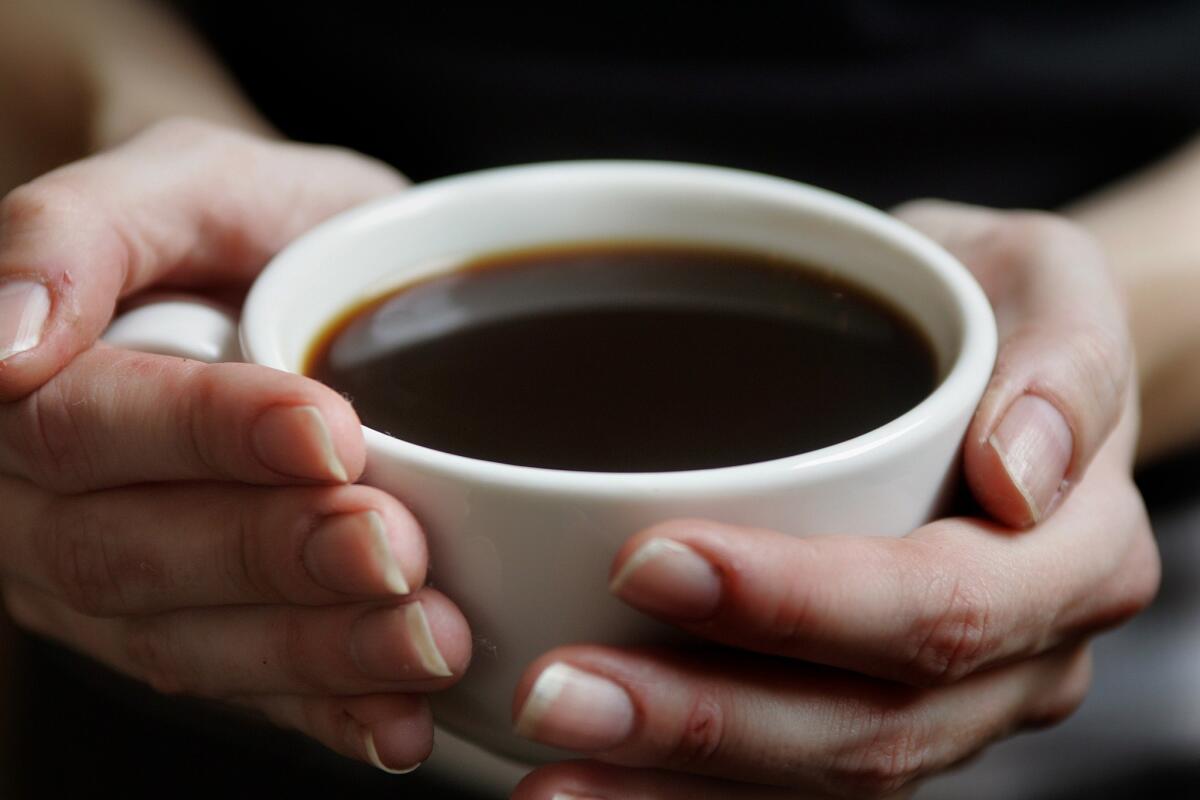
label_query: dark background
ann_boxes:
[175,1,1200,210]
[5,2,1200,797]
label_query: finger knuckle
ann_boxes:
[0,180,89,235]
[1092,497,1161,629]
[220,497,284,602]
[1003,211,1095,256]
[1027,675,1089,729]
[34,503,126,616]
[903,573,994,685]
[1116,501,1161,614]
[1053,323,1131,421]
[123,619,187,695]
[275,609,326,693]
[978,212,1100,284]
[1076,316,1130,366]
[1026,649,1093,729]
[11,382,102,493]
[179,364,237,479]
[829,708,930,798]
[306,143,407,191]
[664,688,727,768]
[1126,523,1163,616]
[972,214,1040,267]
[761,575,818,647]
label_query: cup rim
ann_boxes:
[243,160,997,495]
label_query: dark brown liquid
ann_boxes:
[306,244,937,472]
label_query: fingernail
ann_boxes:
[352,602,453,679]
[0,280,51,361]
[305,510,409,596]
[252,404,349,482]
[361,727,421,774]
[989,394,1073,524]
[609,538,721,620]
[514,662,634,752]
[404,602,452,677]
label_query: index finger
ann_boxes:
[0,345,363,492]
[609,447,1157,686]
[0,118,403,401]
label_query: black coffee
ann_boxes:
[306,244,936,472]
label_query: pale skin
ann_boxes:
[0,1,1189,796]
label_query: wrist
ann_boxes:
[70,0,273,151]
[1065,142,1200,463]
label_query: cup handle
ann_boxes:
[102,294,242,363]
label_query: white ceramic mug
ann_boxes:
[104,161,997,772]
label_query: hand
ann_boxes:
[0,118,472,773]
[510,203,1160,799]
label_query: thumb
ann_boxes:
[895,200,1132,528]
[0,117,405,400]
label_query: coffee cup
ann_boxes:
[104,161,997,775]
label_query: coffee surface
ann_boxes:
[306,244,936,472]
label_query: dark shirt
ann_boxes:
[175,1,1200,209]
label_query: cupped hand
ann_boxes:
[512,203,1160,799]
[0,119,471,773]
